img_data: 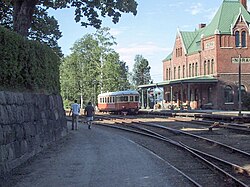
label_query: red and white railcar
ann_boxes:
[98,90,140,114]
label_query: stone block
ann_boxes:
[20,140,28,155]
[0,105,8,125]
[2,125,14,144]
[0,126,3,144]
[0,92,6,105]
[0,145,8,162]
[14,124,24,141]
[13,141,21,158]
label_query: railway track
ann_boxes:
[94,115,250,186]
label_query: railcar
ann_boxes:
[98,90,140,114]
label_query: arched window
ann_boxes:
[195,62,198,76]
[207,60,210,75]
[239,85,247,100]
[192,63,194,77]
[183,65,185,78]
[204,61,207,75]
[242,31,246,47]
[235,31,240,47]
[224,85,234,103]
[189,64,191,77]
[174,67,176,79]
[166,68,168,80]
[211,59,214,74]
[178,66,181,79]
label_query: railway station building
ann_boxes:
[139,0,250,110]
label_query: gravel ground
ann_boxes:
[1,122,193,187]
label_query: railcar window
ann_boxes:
[112,97,115,103]
[124,96,128,101]
[135,96,139,101]
[117,96,128,102]
[130,96,134,101]
[104,97,107,103]
[108,97,110,103]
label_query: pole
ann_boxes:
[170,86,173,110]
[141,89,145,109]
[238,54,242,116]
[147,89,150,109]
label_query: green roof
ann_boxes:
[164,0,250,60]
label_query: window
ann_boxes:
[130,96,134,101]
[238,85,247,101]
[207,60,210,75]
[166,68,168,80]
[183,65,185,78]
[189,64,191,77]
[204,61,207,75]
[178,66,181,79]
[235,31,240,47]
[174,67,176,79]
[135,96,139,101]
[169,68,171,80]
[192,63,194,77]
[242,31,246,47]
[224,85,233,103]
[211,59,214,74]
[195,62,198,76]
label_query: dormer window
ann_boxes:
[242,31,246,47]
[235,30,247,47]
[235,31,240,47]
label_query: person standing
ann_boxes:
[69,100,80,130]
[84,101,95,129]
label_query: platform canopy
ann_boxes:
[138,76,218,89]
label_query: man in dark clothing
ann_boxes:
[84,101,95,129]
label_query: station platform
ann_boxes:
[5,122,191,187]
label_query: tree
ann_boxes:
[60,28,131,106]
[102,52,131,92]
[132,54,151,86]
[1,2,62,56]
[1,0,138,37]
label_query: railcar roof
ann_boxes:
[98,90,139,97]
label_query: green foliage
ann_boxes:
[132,54,151,86]
[60,28,131,104]
[0,26,60,94]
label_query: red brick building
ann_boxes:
[139,0,250,111]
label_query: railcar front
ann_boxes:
[98,90,140,114]
[115,90,140,114]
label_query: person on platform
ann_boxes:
[69,100,80,130]
[84,101,95,129]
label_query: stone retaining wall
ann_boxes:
[0,91,68,176]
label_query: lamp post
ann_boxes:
[93,80,97,107]
[238,54,242,116]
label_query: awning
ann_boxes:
[138,76,218,89]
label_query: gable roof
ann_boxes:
[163,0,250,61]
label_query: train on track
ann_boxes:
[97,90,140,114]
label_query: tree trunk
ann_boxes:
[13,0,38,37]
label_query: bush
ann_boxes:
[0,26,60,94]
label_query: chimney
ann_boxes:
[240,0,247,10]
[199,23,206,29]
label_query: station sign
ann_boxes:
[232,57,250,63]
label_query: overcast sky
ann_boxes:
[50,0,250,82]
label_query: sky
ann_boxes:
[49,0,250,83]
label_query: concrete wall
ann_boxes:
[0,91,68,176]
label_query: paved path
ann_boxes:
[6,123,190,187]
